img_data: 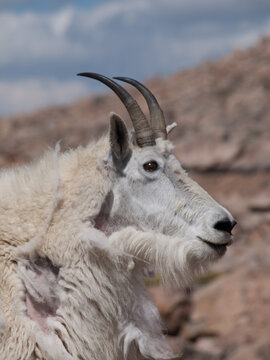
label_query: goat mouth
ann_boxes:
[205,241,227,253]
[198,237,228,256]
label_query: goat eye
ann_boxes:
[143,161,158,172]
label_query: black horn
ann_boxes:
[113,77,167,140]
[77,73,155,147]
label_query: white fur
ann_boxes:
[0,119,234,359]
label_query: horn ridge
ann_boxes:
[77,72,155,147]
[113,76,167,140]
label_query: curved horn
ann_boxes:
[113,76,167,140]
[77,73,155,147]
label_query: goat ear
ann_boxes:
[109,112,130,162]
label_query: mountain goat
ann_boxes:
[0,73,236,360]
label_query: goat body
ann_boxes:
[0,75,236,359]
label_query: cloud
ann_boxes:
[0,8,88,67]
[1,0,270,115]
[0,78,90,115]
[2,0,270,69]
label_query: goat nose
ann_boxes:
[213,218,237,234]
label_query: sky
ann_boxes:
[1,0,270,115]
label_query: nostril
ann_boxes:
[213,218,237,234]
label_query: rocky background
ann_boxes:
[1,37,269,360]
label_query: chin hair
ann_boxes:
[109,227,219,288]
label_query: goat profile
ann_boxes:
[0,73,236,360]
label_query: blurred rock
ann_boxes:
[149,286,192,335]
[249,193,270,212]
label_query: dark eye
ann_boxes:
[143,160,158,172]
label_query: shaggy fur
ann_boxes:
[0,137,171,359]
[0,120,235,359]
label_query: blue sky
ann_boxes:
[1,0,270,115]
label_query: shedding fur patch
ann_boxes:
[18,256,60,332]
[15,255,74,360]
